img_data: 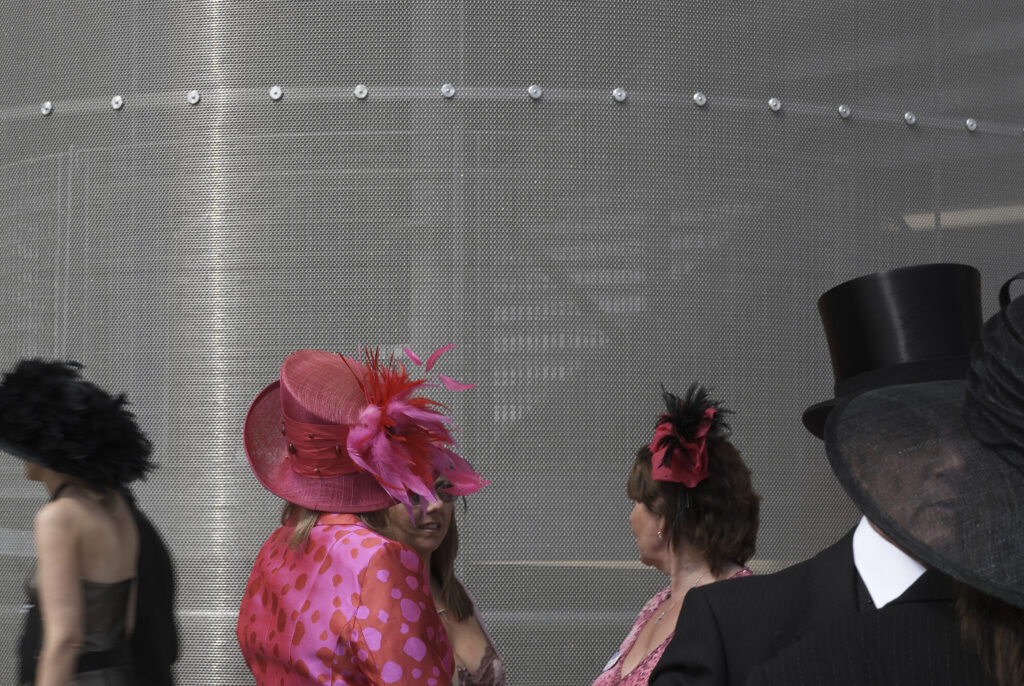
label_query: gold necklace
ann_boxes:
[653,570,708,625]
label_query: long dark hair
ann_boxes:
[430,513,473,621]
[957,583,1024,686]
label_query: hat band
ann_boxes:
[282,414,360,478]
[834,355,970,398]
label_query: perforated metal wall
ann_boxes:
[1,2,1023,684]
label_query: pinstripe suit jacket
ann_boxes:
[649,530,984,686]
[745,591,994,686]
[650,530,863,686]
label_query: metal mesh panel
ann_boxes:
[1,2,1023,683]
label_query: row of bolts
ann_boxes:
[36,84,979,132]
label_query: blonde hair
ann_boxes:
[280,502,320,550]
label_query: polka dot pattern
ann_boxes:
[237,513,453,685]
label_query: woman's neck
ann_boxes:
[667,550,712,598]
[40,470,74,498]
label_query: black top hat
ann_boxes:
[802,263,982,439]
[825,273,1024,608]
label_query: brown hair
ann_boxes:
[957,583,1024,686]
[627,437,759,575]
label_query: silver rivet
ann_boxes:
[768,97,782,112]
[837,104,851,119]
[904,111,917,125]
[527,84,543,100]
[268,85,283,101]
[612,88,628,102]
[40,101,52,116]
[110,95,123,110]
[440,83,455,98]
[965,118,978,132]
[353,84,368,100]
[186,90,201,105]
[693,91,707,107]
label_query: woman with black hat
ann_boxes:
[0,360,154,686]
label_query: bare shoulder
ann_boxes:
[34,497,83,533]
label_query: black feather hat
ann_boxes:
[0,359,153,488]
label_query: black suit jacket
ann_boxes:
[747,577,994,686]
[649,530,972,686]
[651,536,860,686]
[649,529,862,686]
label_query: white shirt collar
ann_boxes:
[851,515,926,608]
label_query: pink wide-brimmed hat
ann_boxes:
[243,346,488,513]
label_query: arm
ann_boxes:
[33,501,84,686]
[348,543,454,685]
[649,588,728,686]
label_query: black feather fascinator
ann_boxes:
[648,383,730,487]
[0,359,153,488]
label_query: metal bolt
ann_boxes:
[837,104,851,119]
[527,84,543,100]
[40,101,52,116]
[440,83,455,98]
[186,90,201,105]
[693,91,707,107]
[353,84,368,100]
[612,88,628,102]
[768,97,782,112]
[904,111,917,125]
[110,95,123,110]
[965,118,978,132]
[268,85,283,101]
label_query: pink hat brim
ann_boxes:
[242,380,396,513]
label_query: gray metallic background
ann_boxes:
[1,2,1023,684]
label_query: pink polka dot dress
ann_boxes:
[237,513,454,685]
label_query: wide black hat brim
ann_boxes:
[825,379,1024,608]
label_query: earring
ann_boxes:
[657,529,663,540]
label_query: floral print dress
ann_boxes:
[592,568,752,686]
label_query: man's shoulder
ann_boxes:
[695,534,854,615]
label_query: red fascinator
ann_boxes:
[648,384,729,487]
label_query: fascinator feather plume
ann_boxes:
[648,384,730,487]
[345,346,487,509]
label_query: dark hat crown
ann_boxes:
[964,273,1024,466]
[803,263,982,438]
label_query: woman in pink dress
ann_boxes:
[237,346,489,685]
[592,385,761,686]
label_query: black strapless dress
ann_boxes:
[20,574,136,686]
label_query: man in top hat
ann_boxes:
[743,273,1024,685]
[649,263,991,686]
